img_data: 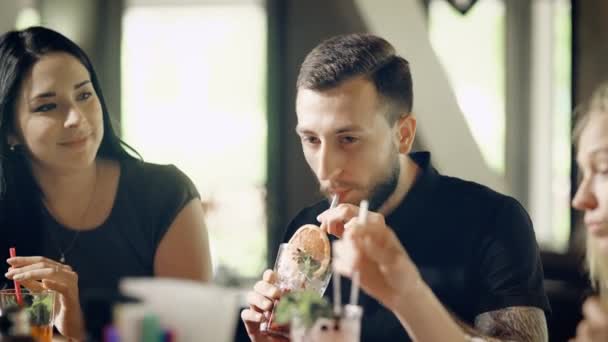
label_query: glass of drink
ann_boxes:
[0,289,56,342]
[261,243,332,338]
[290,304,363,342]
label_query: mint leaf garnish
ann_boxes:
[295,248,322,280]
[274,290,332,328]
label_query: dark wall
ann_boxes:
[573,0,608,105]
[92,0,124,134]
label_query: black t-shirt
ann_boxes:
[282,152,551,341]
[1,159,199,303]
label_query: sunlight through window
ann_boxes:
[122,4,267,278]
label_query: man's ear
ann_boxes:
[395,113,416,154]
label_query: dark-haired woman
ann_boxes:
[0,27,212,340]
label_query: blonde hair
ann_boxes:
[574,81,608,298]
[587,238,608,298]
[573,82,608,146]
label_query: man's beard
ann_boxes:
[367,156,400,211]
[320,154,401,212]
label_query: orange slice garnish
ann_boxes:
[288,224,331,278]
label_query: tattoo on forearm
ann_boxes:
[472,307,548,342]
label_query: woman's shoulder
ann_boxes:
[117,159,200,240]
[119,158,199,200]
[121,159,186,184]
[122,158,176,174]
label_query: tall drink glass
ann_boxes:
[261,243,332,338]
[290,304,363,342]
[0,289,56,342]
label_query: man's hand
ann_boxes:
[240,269,287,341]
[317,203,362,237]
[330,204,423,311]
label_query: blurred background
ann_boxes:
[1,0,606,340]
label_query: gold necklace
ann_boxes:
[45,162,99,263]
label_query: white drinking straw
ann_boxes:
[329,193,339,210]
[329,194,341,315]
[332,263,341,315]
[350,199,368,306]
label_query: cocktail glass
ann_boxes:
[290,304,362,342]
[260,243,332,338]
[0,289,56,342]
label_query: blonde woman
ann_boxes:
[571,82,608,341]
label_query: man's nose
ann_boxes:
[317,142,342,181]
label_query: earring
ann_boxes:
[9,145,15,151]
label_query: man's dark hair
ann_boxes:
[297,33,413,123]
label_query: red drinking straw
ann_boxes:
[8,247,23,306]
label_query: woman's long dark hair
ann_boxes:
[0,26,139,283]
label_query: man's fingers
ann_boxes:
[241,309,262,339]
[322,215,346,237]
[262,269,276,284]
[246,291,274,312]
[361,236,396,265]
[241,308,264,323]
[240,269,283,340]
[317,203,358,222]
[343,219,362,238]
[327,223,345,237]
[317,204,360,237]
[253,280,280,299]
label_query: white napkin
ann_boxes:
[119,277,239,342]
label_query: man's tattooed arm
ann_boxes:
[453,306,548,342]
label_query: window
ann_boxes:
[428,0,572,252]
[533,0,571,252]
[550,0,572,252]
[122,2,267,278]
[429,0,506,174]
[525,0,572,252]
